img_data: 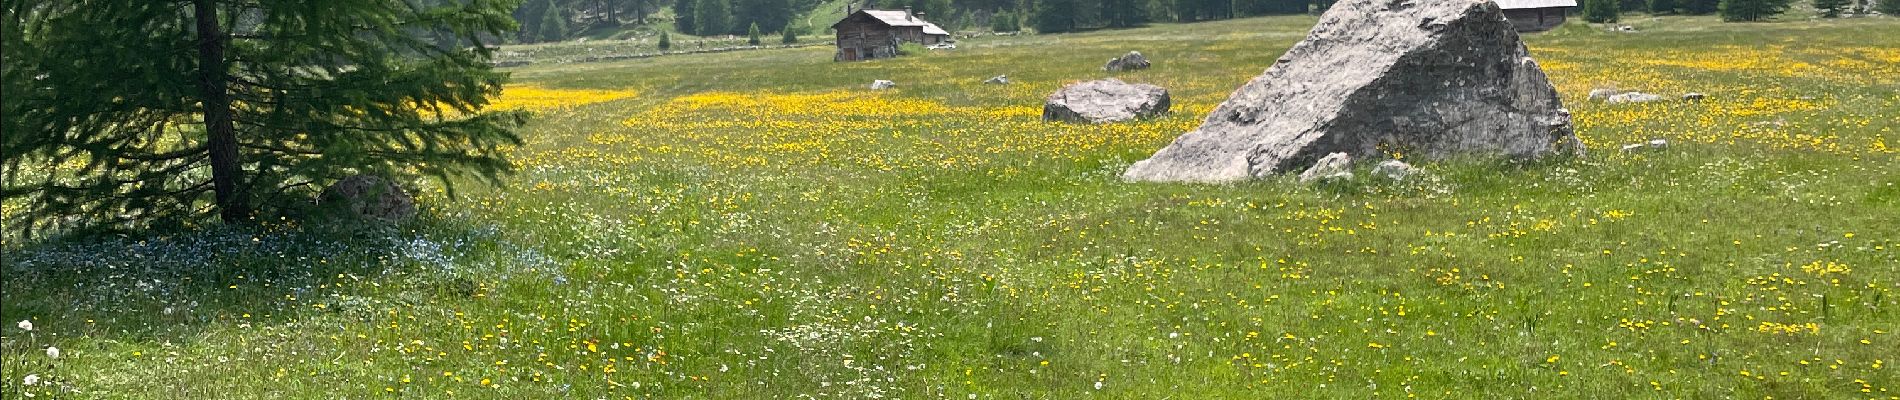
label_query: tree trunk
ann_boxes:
[192,0,251,223]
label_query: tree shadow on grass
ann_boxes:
[0,216,526,347]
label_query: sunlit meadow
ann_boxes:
[3,15,1897,399]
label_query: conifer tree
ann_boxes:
[1584,0,1621,22]
[1101,0,1150,27]
[1649,0,1679,13]
[1033,0,1077,32]
[747,22,761,45]
[781,28,797,44]
[1879,0,1900,14]
[991,11,1020,31]
[695,0,731,35]
[1680,0,1721,13]
[1720,0,1790,20]
[1813,0,1849,16]
[2,0,527,232]
[539,0,567,42]
[515,0,550,42]
[659,30,673,50]
[674,0,698,34]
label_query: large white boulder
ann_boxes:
[1123,0,1580,183]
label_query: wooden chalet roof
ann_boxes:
[833,9,950,36]
[1493,0,1578,9]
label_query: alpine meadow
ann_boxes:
[3,1,1899,399]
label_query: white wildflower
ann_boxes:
[1095,381,1105,390]
[16,320,31,331]
[46,346,60,359]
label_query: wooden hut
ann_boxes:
[831,8,951,62]
[1496,0,1576,32]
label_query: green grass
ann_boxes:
[5,15,1899,399]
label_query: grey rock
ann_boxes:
[1298,153,1354,183]
[1606,92,1666,104]
[319,175,416,223]
[1619,139,1667,153]
[984,75,1010,84]
[1042,78,1171,123]
[1681,92,1706,101]
[1588,88,1624,101]
[1122,0,1579,183]
[870,80,895,90]
[1104,51,1151,72]
[1372,160,1422,180]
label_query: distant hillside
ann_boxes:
[511,0,865,44]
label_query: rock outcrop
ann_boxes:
[1122,0,1580,183]
[1042,79,1171,123]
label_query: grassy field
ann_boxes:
[4,14,1899,399]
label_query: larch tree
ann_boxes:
[1,0,527,234]
[539,0,567,41]
[1813,0,1849,16]
[694,0,730,35]
[1719,0,1790,20]
[1584,0,1621,22]
[1649,0,1679,13]
[674,0,697,34]
[1680,0,1721,13]
[1032,0,1076,32]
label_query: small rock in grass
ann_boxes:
[319,174,416,223]
[984,75,1010,84]
[1042,79,1171,123]
[870,80,895,90]
[1681,92,1706,101]
[1372,160,1421,181]
[1619,139,1668,153]
[1104,51,1151,72]
[1298,153,1354,183]
[1606,92,1666,104]
[1588,88,1624,101]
